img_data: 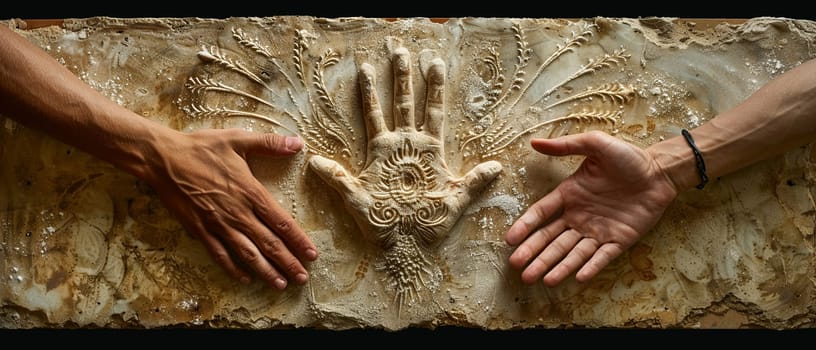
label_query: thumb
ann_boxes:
[308,155,359,196]
[456,160,502,203]
[235,132,304,156]
[530,131,613,158]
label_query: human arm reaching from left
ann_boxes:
[0,24,318,290]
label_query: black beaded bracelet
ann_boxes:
[681,129,708,189]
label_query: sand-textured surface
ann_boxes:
[1,16,815,330]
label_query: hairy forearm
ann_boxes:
[0,25,174,179]
[649,58,816,192]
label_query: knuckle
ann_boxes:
[533,255,550,271]
[369,110,384,119]
[259,236,285,256]
[284,260,301,276]
[246,187,268,206]
[530,203,548,221]
[275,217,295,236]
[587,130,609,142]
[211,250,233,267]
[551,238,571,253]
[261,133,286,151]
[397,101,412,110]
[236,245,260,264]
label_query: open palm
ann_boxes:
[505,131,678,286]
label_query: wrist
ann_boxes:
[681,129,709,189]
[109,117,182,185]
[646,133,703,193]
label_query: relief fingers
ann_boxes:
[392,47,415,130]
[359,63,386,139]
[424,58,446,138]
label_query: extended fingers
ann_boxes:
[251,184,318,264]
[392,47,415,130]
[519,228,583,284]
[530,130,615,158]
[514,229,625,287]
[574,244,625,283]
[359,63,387,140]
[508,219,567,270]
[189,200,291,290]
[538,234,598,287]
[231,129,304,156]
[424,58,446,137]
[243,214,311,287]
[212,186,312,290]
[219,224,291,290]
[183,214,252,284]
[506,189,564,246]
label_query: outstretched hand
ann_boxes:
[505,130,678,287]
[144,128,318,290]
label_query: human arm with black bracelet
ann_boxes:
[505,57,816,287]
[0,25,318,290]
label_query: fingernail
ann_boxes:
[306,248,318,261]
[273,277,287,290]
[295,272,309,284]
[285,136,303,152]
[240,276,251,285]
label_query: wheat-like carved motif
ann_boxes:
[459,21,635,159]
[185,28,353,158]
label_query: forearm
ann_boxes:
[0,25,175,179]
[649,58,816,192]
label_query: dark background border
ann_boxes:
[3,0,815,342]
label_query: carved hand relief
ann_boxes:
[3,17,815,330]
[308,49,502,308]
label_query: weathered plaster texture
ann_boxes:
[1,16,815,330]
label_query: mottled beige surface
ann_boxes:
[1,16,815,330]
